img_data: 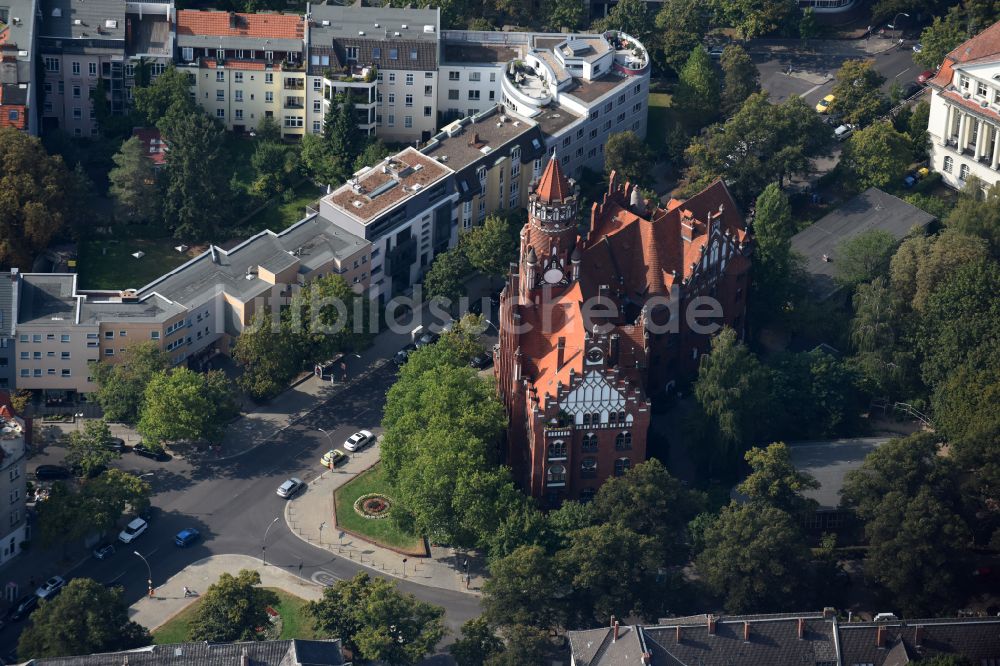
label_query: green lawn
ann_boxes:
[77,231,195,290]
[334,464,426,555]
[152,588,319,644]
[647,92,674,153]
[244,181,326,233]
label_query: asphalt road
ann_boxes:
[2,362,481,654]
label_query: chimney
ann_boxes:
[914,626,924,647]
[557,337,565,369]
[708,615,716,635]
[876,626,885,649]
[610,615,616,629]
[743,621,751,642]
[123,657,128,666]
[797,618,805,640]
[613,621,619,642]
[822,607,836,620]
[675,625,682,643]
[240,648,249,666]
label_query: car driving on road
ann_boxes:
[343,430,374,452]
[118,517,149,544]
[9,595,37,621]
[174,528,200,547]
[35,576,66,600]
[93,543,116,560]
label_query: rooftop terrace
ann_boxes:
[422,105,541,171]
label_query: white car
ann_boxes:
[343,430,374,452]
[35,576,66,599]
[277,477,305,498]
[118,517,149,544]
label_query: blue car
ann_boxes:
[174,528,200,547]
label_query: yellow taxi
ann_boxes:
[321,449,347,468]
[815,94,836,113]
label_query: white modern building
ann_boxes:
[926,20,1000,190]
[440,29,650,178]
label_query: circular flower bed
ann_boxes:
[354,493,393,519]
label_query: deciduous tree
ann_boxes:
[423,248,472,304]
[17,579,150,657]
[138,368,238,445]
[603,131,653,187]
[284,274,372,363]
[108,136,161,224]
[695,501,811,613]
[0,128,76,268]
[233,312,304,401]
[36,471,151,547]
[541,0,586,31]
[720,45,759,115]
[750,183,798,326]
[450,616,503,666]
[840,122,913,191]
[654,0,709,74]
[483,545,566,629]
[945,178,1000,257]
[460,214,519,280]
[591,0,653,46]
[674,46,720,130]
[66,420,119,479]
[834,229,898,287]
[308,572,445,666]
[710,0,798,40]
[133,65,195,125]
[190,570,279,642]
[737,442,818,515]
[914,6,965,71]
[830,59,887,127]
[90,343,168,424]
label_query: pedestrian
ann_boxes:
[182,586,189,597]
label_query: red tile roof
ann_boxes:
[535,154,573,203]
[939,89,1000,123]
[176,10,304,40]
[929,19,1000,89]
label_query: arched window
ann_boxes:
[608,412,617,425]
[614,457,631,477]
[615,431,632,450]
[582,433,598,452]
[582,413,591,425]
[618,410,626,423]
[581,457,597,478]
[547,464,566,483]
[591,412,602,425]
[548,440,566,458]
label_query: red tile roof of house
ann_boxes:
[0,85,26,130]
[176,10,304,40]
[929,19,1000,88]
[535,154,573,203]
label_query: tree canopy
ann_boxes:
[709,0,798,40]
[841,122,913,191]
[36,470,151,547]
[720,44,760,115]
[830,60,888,127]
[0,128,77,268]
[90,343,169,424]
[604,131,654,187]
[459,214,519,280]
[674,46,720,130]
[66,420,120,479]
[190,570,279,642]
[308,572,445,666]
[18,579,150,658]
[737,442,818,515]
[835,229,899,288]
[233,312,304,401]
[137,368,239,445]
[108,136,161,224]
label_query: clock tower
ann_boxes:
[519,154,580,297]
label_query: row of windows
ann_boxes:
[447,70,496,83]
[958,74,1000,106]
[20,368,73,377]
[942,156,972,181]
[19,334,71,343]
[546,457,631,482]
[581,411,629,426]
[548,432,632,457]
[19,351,71,360]
[376,71,434,83]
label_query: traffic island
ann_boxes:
[332,463,428,557]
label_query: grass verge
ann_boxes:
[152,588,319,644]
[244,181,326,233]
[647,92,674,153]
[333,463,426,555]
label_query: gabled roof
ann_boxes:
[568,625,647,666]
[535,154,572,203]
[929,18,1000,88]
[176,10,304,40]
[21,639,347,666]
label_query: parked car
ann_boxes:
[900,81,922,99]
[9,595,37,621]
[815,94,836,113]
[320,449,347,468]
[470,351,493,369]
[118,517,149,544]
[414,331,438,348]
[393,344,416,366]
[104,437,127,453]
[343,430,374,452]
[34,465,71,481]
[917,69,935,84]
[93,543,116,560]
[904,166,930,187]
[174,528,200,547]
[132,443,167,461]
[708,44,726,58]
[912,42,923,53]
[276,477,305,498]
[35,576,66,600]
[834,124,855,142]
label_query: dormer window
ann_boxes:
[977,82,987,97]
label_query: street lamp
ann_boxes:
[317,428,335,450]
[318,522,326,546]
[261,516,280,565]
[483,319,500,335]
[887,12,909,38]
[133,551,154,597]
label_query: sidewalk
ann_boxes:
[749,35,903,57]
[128,554,323,631]
[284,451,486,597]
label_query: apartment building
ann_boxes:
[440,29,650,178]
[123,0,174,108]
[0,400,27,568]
[0,271,16,391]
[305,4,440,144]
[926,19,1000,190]
[175,10,307,136]
[0,0,39,134]
[38,0,126,136]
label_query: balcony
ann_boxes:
[605,31,650,76]
[281,59,305,72]
[503,61,553,107]
[322,64,377,84]
[283,79,305,90]
[284,97,305,109]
